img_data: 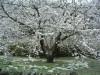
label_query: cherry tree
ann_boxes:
[0,0,100,63]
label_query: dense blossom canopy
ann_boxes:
[0,0,100,57]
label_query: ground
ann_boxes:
[0,56,100,75]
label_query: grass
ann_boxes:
[0,56,100,75]
[72,58,100,75]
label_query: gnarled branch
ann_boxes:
[1,3,25,25]
[1,3,35,35]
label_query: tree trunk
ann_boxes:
[40,38,54,63]
[46,53,54,63]
[54,46,60,57]
[45,50,54,63]
[39,32,77,63]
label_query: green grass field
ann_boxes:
[0,56,100,75]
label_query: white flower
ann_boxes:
[29,65,33,68]
[9,65,13,68]
[22,59,28,61]
[48,70,53,73]
[14,67,18,69]
[42,66,48,69]
[75,63,80,67]
[75,56,79,59]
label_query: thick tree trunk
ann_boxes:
[40,38,54,63]
[54,46,60,57]
[54,32,61,57]
[45,45,55,63]
[39,32,77,63]
[46,51,54,63]
[47,56,54,63]
[39,32,61,63]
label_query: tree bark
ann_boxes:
[39,32,77,63]
[46,56,54,63]
[46,51,54,63]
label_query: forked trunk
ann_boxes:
[39,32,76,63]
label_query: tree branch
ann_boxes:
[55,32,62,43]
[40,36,46,56]
[1,3,25,25]
[32,5,40,17]
[61,32,77,41]
[0,15,7,19]
[1,3,35,35]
